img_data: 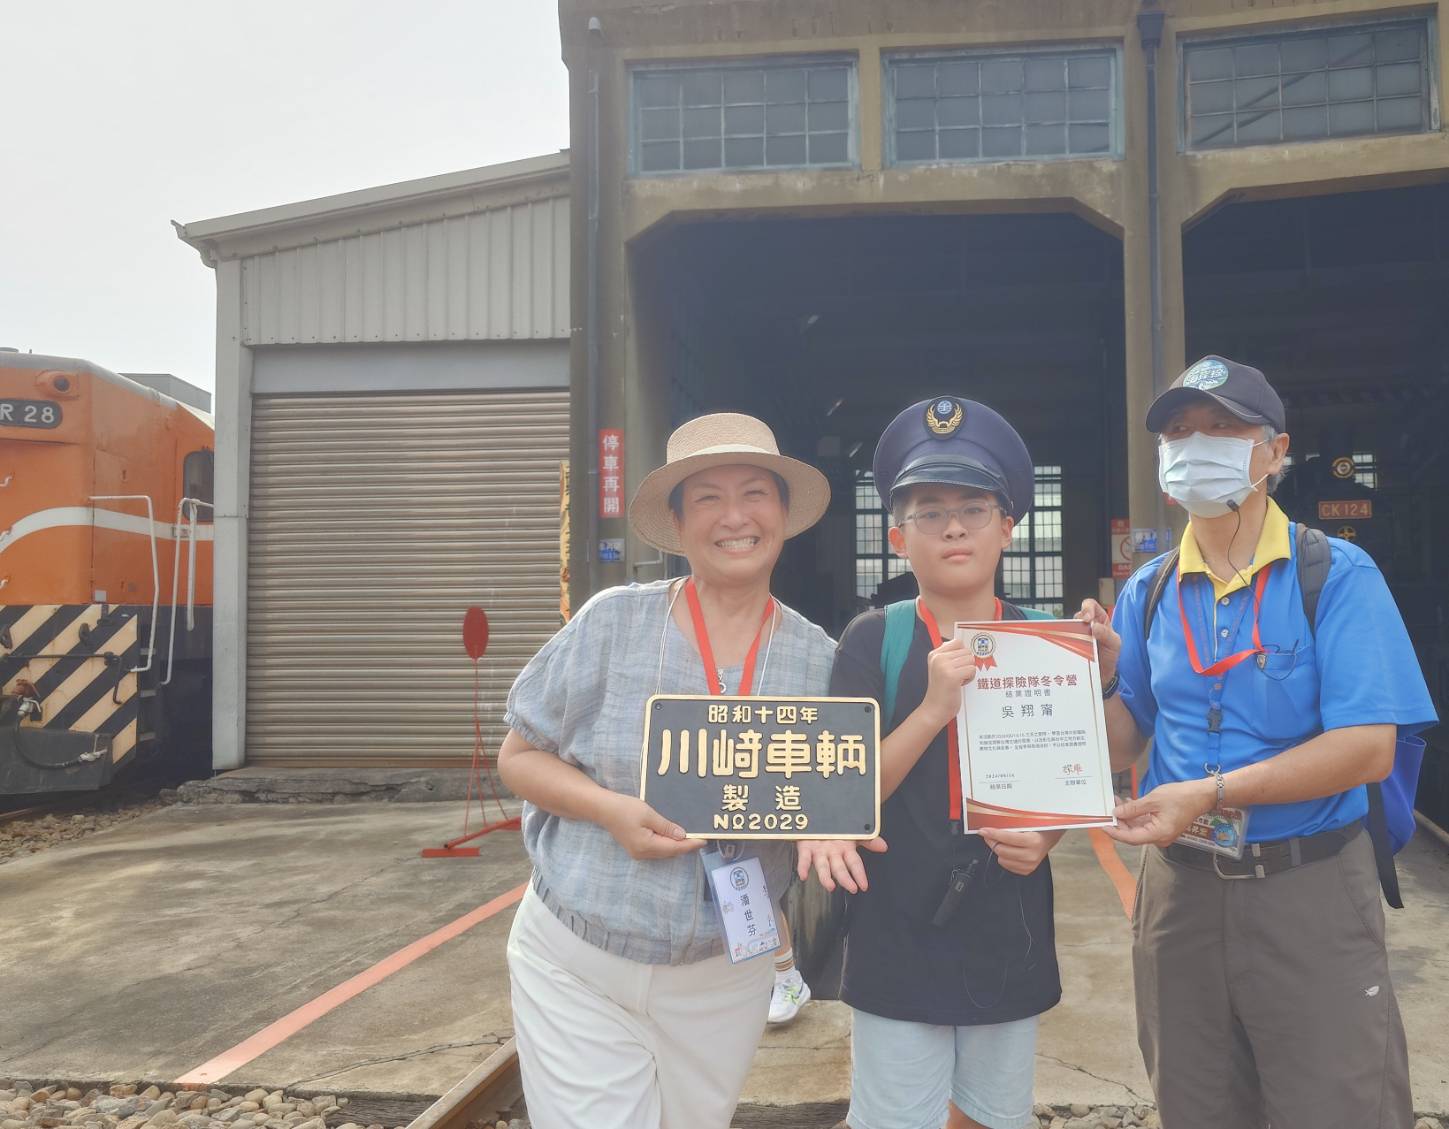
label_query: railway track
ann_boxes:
[0,803,53,824]
[397,1041,858,1129]
[403,1040,522,1129]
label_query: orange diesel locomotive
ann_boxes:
[0,352,214,794]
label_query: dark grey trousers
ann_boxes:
[1131,832,1411,1129]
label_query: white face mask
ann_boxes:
[1157,432,1269,518]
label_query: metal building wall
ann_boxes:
[178,154,574,772]
[239,197,570,346]
[246,389,569,764]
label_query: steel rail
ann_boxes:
[403,1039,522,1129]
[0,802,58,825]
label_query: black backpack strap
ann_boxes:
[1294,524,1331,637]
[1142,547,1181,644]
[1295,522,1404,908]
[1365,780,1404,909]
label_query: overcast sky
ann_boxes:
[0,1,570,394]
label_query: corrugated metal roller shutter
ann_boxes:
[247,389,569,765]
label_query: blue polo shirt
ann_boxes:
[1112,508,1438,843]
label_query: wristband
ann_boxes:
[1204,762,1226,810]
[1101,671,1121,700]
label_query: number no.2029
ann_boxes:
[710,811,809,832]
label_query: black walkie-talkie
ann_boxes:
[931,858,980,927]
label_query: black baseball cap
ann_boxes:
[1145,355,1286,434]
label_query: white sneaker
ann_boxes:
[768,969,811,1024]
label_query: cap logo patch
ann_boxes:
[925,398,964,437]
[1182,358,1230,391]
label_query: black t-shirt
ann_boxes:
[830,608,1062,1027]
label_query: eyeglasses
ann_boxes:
[899,502,1002,536]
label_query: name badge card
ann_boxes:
[955,620,1117,833]
[702,848,780,964]
[640,695,881,839]
[1175,805,1251,859]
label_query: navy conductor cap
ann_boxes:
[873,397,1035,520]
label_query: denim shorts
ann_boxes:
[848,1008,1039,1129]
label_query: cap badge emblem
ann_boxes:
[1182,358,1230,391]
[926,398,964,437]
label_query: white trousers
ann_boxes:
[506,883,774,1129]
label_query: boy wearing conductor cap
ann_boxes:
[799,398,1063,1129]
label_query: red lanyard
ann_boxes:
[916,597,1001,823]
[683,578,776,696]
[1176,564,1274,677]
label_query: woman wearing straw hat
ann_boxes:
[500,412,837,1129]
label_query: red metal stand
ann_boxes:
[423,607,520,858]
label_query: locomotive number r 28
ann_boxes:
[0,400,62,429]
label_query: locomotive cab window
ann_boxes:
[183,450,214,522]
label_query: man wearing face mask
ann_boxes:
[1077,356,1436,1129]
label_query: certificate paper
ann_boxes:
[955,619,1117,833]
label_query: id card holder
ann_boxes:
[1173,806,1251,860]
[701,846,780,964]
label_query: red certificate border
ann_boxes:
[955,618,1117,833]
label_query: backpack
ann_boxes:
[1141,523,1425,908]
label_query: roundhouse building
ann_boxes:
[557,0,1448,822]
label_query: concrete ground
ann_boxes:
[0,802,524,1097]
[1,799,1446,1116]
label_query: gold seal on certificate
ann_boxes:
[954,619,1117,833]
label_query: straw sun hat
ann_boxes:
[628,413,831,555]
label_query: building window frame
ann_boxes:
[1178,15,1441,153]
[854,473,910,601]
[1000,464,1064,617]
[883,44,1123,167]
[629,55,859,177]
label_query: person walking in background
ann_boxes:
[769,913,810,1024]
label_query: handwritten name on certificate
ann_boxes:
[954,619,1117,833]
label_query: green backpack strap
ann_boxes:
[879,599,917,727]
[879,598,1051,723]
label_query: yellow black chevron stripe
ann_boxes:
[0,604,140,765]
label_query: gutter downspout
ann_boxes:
[1137,7,1168,546]
[585,17,604,596]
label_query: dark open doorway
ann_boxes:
[632,210,1127,636]
[1184,180,1449,828]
